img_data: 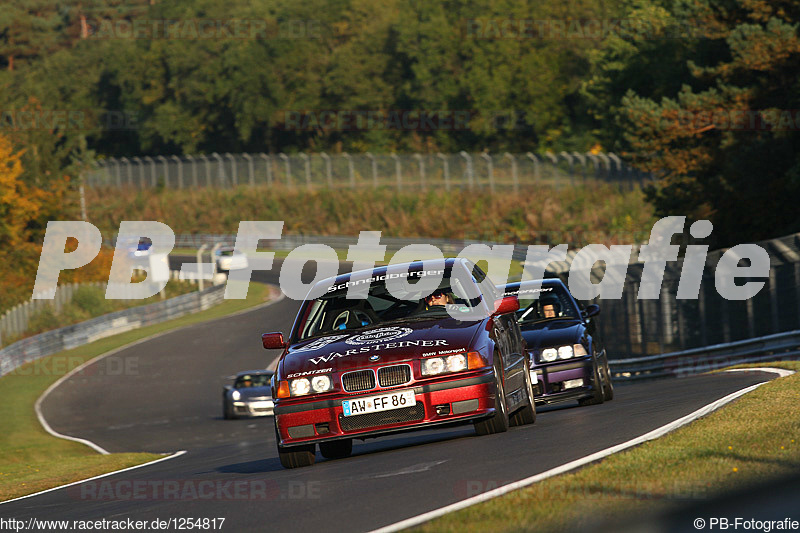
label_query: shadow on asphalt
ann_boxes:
[217,458,284,474]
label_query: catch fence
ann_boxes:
[85,151,651,191]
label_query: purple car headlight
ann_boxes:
[541,348,558,362]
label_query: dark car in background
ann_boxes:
[501,278,613,407]
[262,258,535,468]
[222,370,275,419]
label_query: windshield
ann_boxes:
[513,284,580,324]
[234,374,271,388]
[294,264,490,342]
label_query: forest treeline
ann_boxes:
[1,0,799,251]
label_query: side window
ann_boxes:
[300,300,326,339]
[470,263,498,303]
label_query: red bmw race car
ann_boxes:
[262,258,536,468]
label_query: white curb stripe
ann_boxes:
[370,367,794,533]
[3,285,288,505]
[725,367,794,378]
[34,285,285,455]
[0,451,187,505]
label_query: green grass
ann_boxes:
[414,362,800,532]
[0,282,273,502]
[87,186,655,245]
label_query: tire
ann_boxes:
[319,439,353,460]
[601,359,614,402]
[223,400,236,420]
[509,364,536,427]
[474,355,509,436]
[578,360,605,407]
[275,422,315,468]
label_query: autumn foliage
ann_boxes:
[0,135,115,314]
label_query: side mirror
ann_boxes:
[262,332,287,350]
[493,296,520,316]
[582,304,600,319]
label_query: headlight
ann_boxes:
[422,352,474,376]
[289,375,333,396]
[446,353,467,372]
[311,374,333,393]
[541,348,558,362]
[231,390,241,401]
[421,357,446,376]
[558,345,574,360]
[289,378,311,396]
[573,343,588,356]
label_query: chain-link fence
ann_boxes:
[85,151,651,191]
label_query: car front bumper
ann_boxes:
[233,399,275,417]
[274,373,496,448]
[530,357,597,404]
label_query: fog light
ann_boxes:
[435,404,450,415]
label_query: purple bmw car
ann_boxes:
[501,278,613,407]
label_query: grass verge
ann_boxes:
[86,186,654,245]
[0,282,273,503]
[414,362,800,532]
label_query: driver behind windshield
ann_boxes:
[539,295,562,318]
[424,289,454,309]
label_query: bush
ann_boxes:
[71,286,113,315]
[27,307,60,334]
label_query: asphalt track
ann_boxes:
[0,259,782,531]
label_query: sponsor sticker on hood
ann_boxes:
[292,334,350,353]
[345,327,413,345]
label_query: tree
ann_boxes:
[591,0,800,246]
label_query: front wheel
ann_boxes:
[275,422,315,468]
[602,359,614,401]
[509,366,536,427]
[223,400,236,420]
[578,360,605,407]
[474,356,509,436]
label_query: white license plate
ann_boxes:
[342,390,416,416]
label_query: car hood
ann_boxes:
[234,387,273,400]
[279,318,483,377]
[519,319,585,350]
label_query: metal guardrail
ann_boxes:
[0,283,226,379]
[138,230,800,362]
[0,271,208,347]
[610,330,800,381]
[170,233,535,261]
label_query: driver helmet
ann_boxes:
[539,294,561,317]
